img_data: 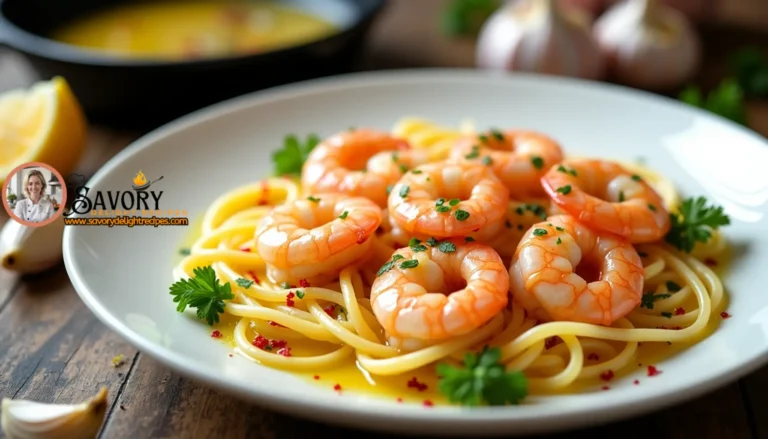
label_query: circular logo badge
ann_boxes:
[2,161,68,227]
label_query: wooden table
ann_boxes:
[1,1,767,438]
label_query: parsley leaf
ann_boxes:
[641,293,671,310]
[272,133,320,176]
[409,237,428,252]
[436,346,528,406]
[455,209,470,221]
[731,47,768,97]
[236,278,254,289]
[170,266,234,325]
[665,197,730,253]
[679,78,748,126]
[438,241,457,253]
[441,0,500,36]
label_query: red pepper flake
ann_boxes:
[601,386,610,391]
[248,271,261,285]
[252,335,269,349]
[407,377,428,392]
[286,291,295,307]
[599,370,614,382]
[705,258,718,267]
[423,400,434,407]
[270,339,288,348]
[324,305,335,316]
[721,311,731,319]
[210,330,222,338]
[228,353,233,357]
[396,397,403,403]
[299,279,311,288]
[277,347,291,357]
[356,230,368,244]
[269,321,285,327]
[587,353,600,361]
[333,384,342,392]
[545,336,561,349]
[258,180,270,206]
[647,365,662,377]
[313,375,320,380]
[675,307,685,315]
[633,380,639,385]
[239,246,252,252]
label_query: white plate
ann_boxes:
[63,70,768,436]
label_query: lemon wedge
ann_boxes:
[0,77,87,185]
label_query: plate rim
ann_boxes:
[62,68,768,435]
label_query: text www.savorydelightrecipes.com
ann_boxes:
[63,216,189,227]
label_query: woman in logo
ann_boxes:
[13,170,56,223]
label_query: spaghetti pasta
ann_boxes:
[171,117,729,405]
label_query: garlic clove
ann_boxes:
[0,215,64,274]
[476,0,604,80]
[593,0,701,90]
[1,388,108,439]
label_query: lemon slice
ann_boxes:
[0,77,87,185]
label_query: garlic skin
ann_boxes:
[1,388,108,439]
[593,0,701,90]
[0,215,64,274]
[476,0,605,80]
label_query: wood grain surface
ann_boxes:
[1,1,767,438]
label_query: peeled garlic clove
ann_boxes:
[593,0,701,90]
[1,388,108,439]
[476,0,604,80]
[0,215,64,274]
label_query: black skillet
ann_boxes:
[0,0,387,129]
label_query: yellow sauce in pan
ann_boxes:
[50,2,338,60]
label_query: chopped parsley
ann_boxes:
[438,241,457,253]
[641,293,671,310]
[455,209,470,221]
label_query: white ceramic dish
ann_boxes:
[63,70,768,436]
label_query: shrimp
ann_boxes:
[387,162,509,239]
[541,159,671,243]
[450,129,564,198]
[370,240,509,350]
[301,129,414,207]
[509,214,644,325]
[255,194,382,285]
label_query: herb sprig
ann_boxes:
[272,133,320,176]
[170,266,234,325]
[665,197,730,253]
[679,78,747,126]
[436,346,528,406]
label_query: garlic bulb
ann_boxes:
[593,0,701,89]
[0,215,64,274]
[1,388,108,439]
[476,0,604,80]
